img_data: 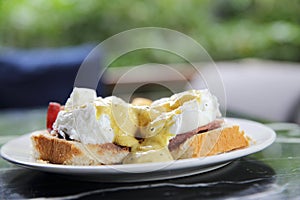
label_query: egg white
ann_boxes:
[53,88,221,145]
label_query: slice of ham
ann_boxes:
[168,119,224,151]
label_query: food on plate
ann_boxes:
[31,87,250,165]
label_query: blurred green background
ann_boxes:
[1,0,300,67]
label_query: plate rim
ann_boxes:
[0,117,276,174]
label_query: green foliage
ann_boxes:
[0,0,300,66]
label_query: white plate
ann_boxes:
[1,118,276,182]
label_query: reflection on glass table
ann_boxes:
[0,109,299,199]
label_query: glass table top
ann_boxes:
[0,108,299,199]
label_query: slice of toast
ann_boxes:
[31,126,250,165]
[170,126,250,159]
[31,130,129,165]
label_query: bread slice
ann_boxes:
[31,130,129,165]
[170,126,250,159]
[31,126,250,165]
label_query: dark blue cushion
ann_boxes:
[0,44,104,109]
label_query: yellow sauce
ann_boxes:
[95,100,139,147]
[122,147,173,164]
[95,91,202,164]
[169,91,201,110]
[125,106,177,164]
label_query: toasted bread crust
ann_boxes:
[31,125,250,165]
[31,130,129,165]
[31,131,82,164]
[170,126,250,159]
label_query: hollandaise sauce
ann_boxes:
[95,99,139,147]
[122,106,177,164]
[54,87,221,164]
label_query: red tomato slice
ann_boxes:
[46,102,61,132]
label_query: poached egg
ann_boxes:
[53,87,221,162]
